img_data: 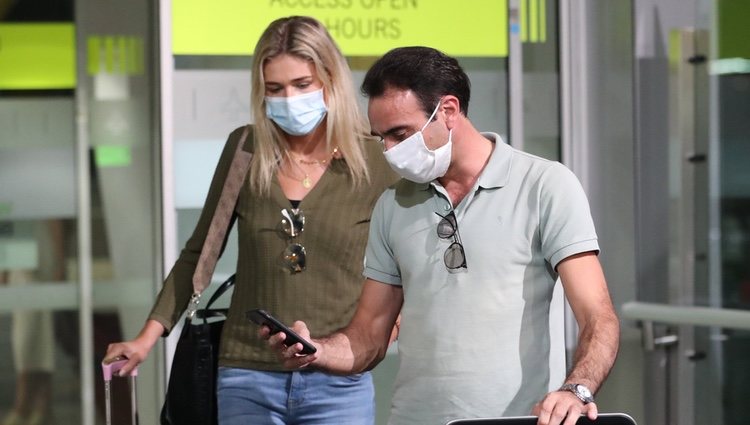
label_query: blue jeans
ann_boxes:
[217,367,375,425]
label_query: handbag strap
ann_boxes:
[205,274,236,309]
[187,126,252,319]
[193,273,236,321]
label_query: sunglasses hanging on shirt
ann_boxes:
[280,208,306,273]
[435,211,467,270]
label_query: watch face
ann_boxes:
[576,384,593,399]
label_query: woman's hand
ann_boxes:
[103,319,164,376]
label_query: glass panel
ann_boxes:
[171,63,249,285]
[2,0,161,423]
[693,1,750,423]
[77,0,163,421]
[644,1,750,423]
[633,1,750,423]
[0,6,80,425]
[0,217,79,424]
[522,0,560,160]
[716,1,750,421]
[457,57,509,142]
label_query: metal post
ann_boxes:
[74,2,96,421]
[508,0,525,151]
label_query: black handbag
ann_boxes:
[160,274,235,425]
[159,126,252,425]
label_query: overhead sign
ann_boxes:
[0,23,76,90]
[173,0,508,57]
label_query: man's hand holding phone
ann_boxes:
[247,309,320,369]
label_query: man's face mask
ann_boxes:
[382,101,453,183]
[265,89,328,136]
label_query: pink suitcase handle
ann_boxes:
[102,357,139,425]
[102,358,138,380]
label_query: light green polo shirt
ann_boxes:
[364,132,600,425]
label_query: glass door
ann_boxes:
[631,1,750,424]
[713,1,750,423]
[0,4,81,424]
[0,0,162,423]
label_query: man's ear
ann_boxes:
[441,95,461,129]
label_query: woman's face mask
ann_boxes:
[265,89,328,136]
[383,102,453,183]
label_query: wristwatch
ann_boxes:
[559,383,594,404]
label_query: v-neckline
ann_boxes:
[271,158,342,210]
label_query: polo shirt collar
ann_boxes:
[412,131,512,192]
[476,132,511,190]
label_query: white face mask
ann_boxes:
[383,102,453,183]
[265,89,327,136]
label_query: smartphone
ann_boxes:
[246,309,317,355]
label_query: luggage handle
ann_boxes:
[102,358,139,425]
[102,357,139,380]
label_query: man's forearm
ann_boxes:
[291,279,401,374]
[565,310,620,393]
[314,325,390,374]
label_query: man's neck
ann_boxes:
[438,127,494,206]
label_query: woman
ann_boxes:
[104,16,396,424]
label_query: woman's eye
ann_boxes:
[296,82,311,89]
[266,87,282,94]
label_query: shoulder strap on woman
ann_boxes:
[187,125,252,318]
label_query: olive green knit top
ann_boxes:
[148,126,397,370]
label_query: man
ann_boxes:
[265,46,619,425]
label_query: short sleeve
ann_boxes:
[539,162,600,269]
[363,190,402,285]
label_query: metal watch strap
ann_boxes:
[560,383,594,404]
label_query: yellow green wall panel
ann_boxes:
[520,0,547,44]
[173,0,508,57]
[718,0,750,59]
[87,35,145,76]
[0,23,76,90]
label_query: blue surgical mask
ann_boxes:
[265,89,328,136]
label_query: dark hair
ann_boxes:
[361,46,471,116]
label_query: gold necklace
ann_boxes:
[287,147,338,188]
[285,156,316,189]
[292,147,339,166]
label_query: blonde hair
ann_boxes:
[249,16,371,195]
